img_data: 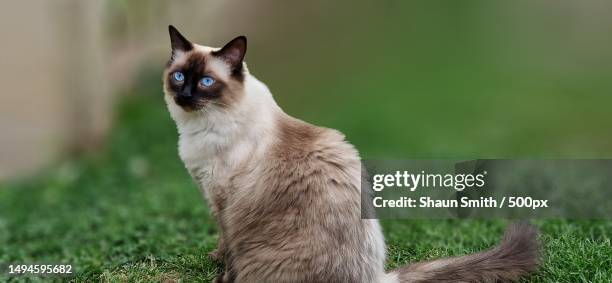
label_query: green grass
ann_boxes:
[0,74,610,282]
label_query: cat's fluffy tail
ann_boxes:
[387,222,540,283]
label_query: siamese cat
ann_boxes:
[163,25,540,283]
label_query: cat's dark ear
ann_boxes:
[168,25,193,52]
[212,36,247,71]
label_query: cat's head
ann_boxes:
[163,25,247,113]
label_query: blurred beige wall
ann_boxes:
[0,1,68,179]
[0,0,240,179]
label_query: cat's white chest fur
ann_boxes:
[178,133,216,200]
[178,129,247,201]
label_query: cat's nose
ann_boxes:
[178,91,192,98]
[174,92,193,107]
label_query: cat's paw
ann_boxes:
[213,271,230,283]
[208,248,223,261]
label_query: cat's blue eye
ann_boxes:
[173,71,184,82]
[200,76,215,87]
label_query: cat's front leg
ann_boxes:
[208,204,228,262]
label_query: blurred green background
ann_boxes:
[1,1,611,282]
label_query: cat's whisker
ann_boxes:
[210,101,231,109]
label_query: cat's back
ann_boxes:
[247,114,363,213]
[273,115,359,165]
[271,114,361,189]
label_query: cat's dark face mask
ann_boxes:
[164,25,246,112]
[166,52,227,111]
